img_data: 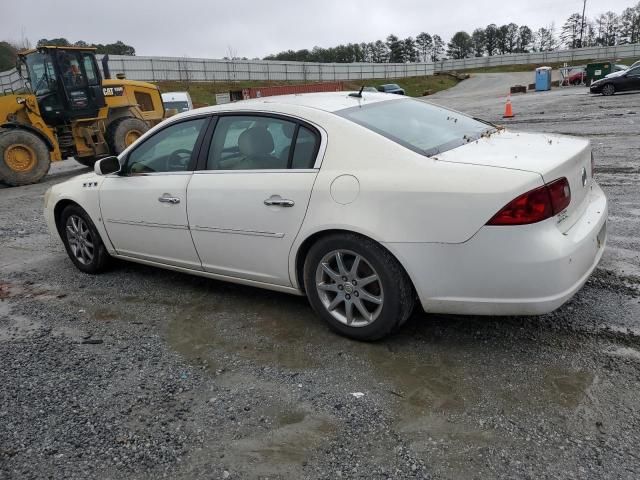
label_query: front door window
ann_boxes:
[125,117,208,174]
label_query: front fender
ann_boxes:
[45,173,116,254]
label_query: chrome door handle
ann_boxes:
[158,194,180,204]
[264,195,295,207]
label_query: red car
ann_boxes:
[565,69,586,85]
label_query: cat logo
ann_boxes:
[103,86,125,97]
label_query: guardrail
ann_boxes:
[1,43,638,93]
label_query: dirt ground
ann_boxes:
[1,75,639,480]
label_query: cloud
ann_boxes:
[2,0,634,58]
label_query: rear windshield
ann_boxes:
[163,101,190,112]
[336,98,495,156]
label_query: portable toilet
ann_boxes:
[535,67,552,91]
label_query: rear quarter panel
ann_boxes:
[296,116,544,244]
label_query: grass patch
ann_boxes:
[344,75,460,97]
[154,75,460,106]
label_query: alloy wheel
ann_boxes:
[66,214,95,265]
[315,249,384,327]
[602,84,615,96]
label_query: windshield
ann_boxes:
[163,101,190,112]
[337,98,495,156]
[24,52,57,95]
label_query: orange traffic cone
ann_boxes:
[503,94,514,118]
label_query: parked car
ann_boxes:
[377,83,405,95]
[590,65,640,95]
[565,67,586,85]
[45,92,607,341]
[161,91,193,113]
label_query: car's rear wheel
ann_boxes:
[59,204,111,273]
[304,233,414,341]
[602,83,615,96]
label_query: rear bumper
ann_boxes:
[385,182,608,316]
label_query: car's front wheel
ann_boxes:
[304,233,415,341]
[602,83,615,96]
[59,204,111,274]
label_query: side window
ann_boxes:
[125,117,207,174]
[82,54,99,85]
[207,116,319,170]
[291,126,319,169]
[628,67,640,77]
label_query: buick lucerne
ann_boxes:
[44,92,608,340]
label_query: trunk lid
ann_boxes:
[435,130,593,232]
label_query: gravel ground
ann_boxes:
[1,77,640,480]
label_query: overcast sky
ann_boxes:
[2,0,635,58]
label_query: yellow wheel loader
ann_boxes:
[0,46,165,186]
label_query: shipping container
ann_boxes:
[232,82,343,100]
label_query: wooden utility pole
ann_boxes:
[579,0,588,47]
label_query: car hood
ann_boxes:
[605,70,626,79]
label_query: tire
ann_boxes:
[0,128,51,186]
[304,233,415,341]
[59,204,111,274]
[602,83,615,96]
[106,117,149,154]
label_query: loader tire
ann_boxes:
[107,117,149,154]
[0,128,51,186]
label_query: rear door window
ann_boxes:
[206,115,319,170]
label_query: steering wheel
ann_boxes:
[167,149,192,170]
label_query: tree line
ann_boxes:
[0,38,136,71]
[265,2,640,62]
[35,38,136,56]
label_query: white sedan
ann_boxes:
[44,92,607,341]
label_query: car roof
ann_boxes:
[173,91,400,119]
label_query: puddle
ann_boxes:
[542,369,594,408]
[92,308,120,321]
[0,300,43,341]
[166,286,335,371]
[227,410,335,478]
[366,343,473,415]
[0,298,86,342]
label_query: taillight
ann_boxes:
[487,177,571,226]
[547,177,571,214]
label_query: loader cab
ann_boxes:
[19,47,106,125]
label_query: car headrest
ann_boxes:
[238,126,274,157]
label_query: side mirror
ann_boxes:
[94,156,121,175]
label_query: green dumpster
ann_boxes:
[585,62,612,86]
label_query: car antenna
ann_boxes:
[349,86,365,98]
